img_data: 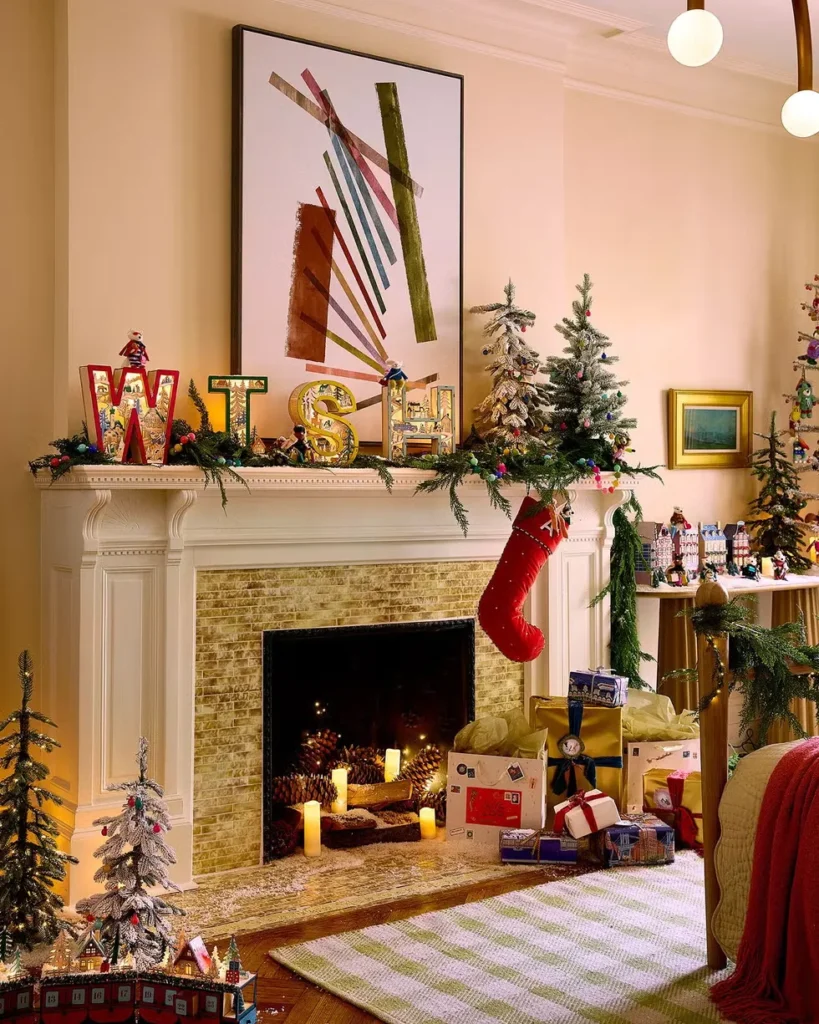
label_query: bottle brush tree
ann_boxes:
[540,274,636,465]
[746,412,810,572]
[75,737,184,969]
[0,652,77,949]
[471,281,550,443]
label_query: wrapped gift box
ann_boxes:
[446,751,546,844]
[554,788,621,839]
[499,829,578,865]
[568,668,628,708]
[597,813,675,867]
[642,767,703,849]
[530,696,623,813]
[623,740,700,813]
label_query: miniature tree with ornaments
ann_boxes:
[0,652,78,948]
[470,281,550,444]
[746,412,811,573]
[75,737,184,969]
[540,274,636,470]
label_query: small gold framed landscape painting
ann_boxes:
[667,390,753,469]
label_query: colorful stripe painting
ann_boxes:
[286,203,335,361]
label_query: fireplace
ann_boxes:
[262,618,475,859]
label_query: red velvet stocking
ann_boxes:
[478,497,569,663]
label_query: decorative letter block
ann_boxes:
[80,365,179,465]
[288,380,359,464]
[382,380,456,460]
[208,375,268,446]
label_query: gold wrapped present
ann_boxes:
[530,696,623,813]
[642,767,703,849]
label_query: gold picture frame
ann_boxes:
[667,389,753,469]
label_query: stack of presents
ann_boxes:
[445,668,702,869]
[635,506,754,586]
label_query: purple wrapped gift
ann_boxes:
[599,814,675,867]
[499,828,578,865]
[568,668,628,707]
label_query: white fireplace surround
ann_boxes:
[35,466,632,903]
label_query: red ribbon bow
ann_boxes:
[554,789,607,834]
[665,771,703,852]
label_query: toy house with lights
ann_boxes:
[72,932,107,974]
[699,523,728,574]
[724,522,753,569]
[635,523,673,584]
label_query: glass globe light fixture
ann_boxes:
[667,7,724,68]
[782,89,819,137]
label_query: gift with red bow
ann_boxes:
[642,767,703,851]
[553,787,621,839]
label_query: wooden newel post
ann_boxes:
[695,577,729,970]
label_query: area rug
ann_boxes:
[271,852,733,1024]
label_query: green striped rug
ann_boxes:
[271,852,733,1024]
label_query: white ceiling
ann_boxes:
[532,0,816,81]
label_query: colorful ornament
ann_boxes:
[130,913,139,926]
[128,797,135,807]
[153,823,162,834]
[101,827,108,836]
[76,443,88,454]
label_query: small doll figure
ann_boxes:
[802,335,819,365]
[742,562,761,581]
[773,549,790,581]
[119,330,149,368]
[282,425,314,463]
[666,553,689,587]
[795,439,809,463]
[379,360,408,386]
[798,377,816,417]
[670,507,691,530]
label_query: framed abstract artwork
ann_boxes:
[667,389,753,469]
[232,25,464,443]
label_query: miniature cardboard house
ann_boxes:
[699,523,727,574]
[72,931,106,973]
[671,525,700,576]
[173,936,212,978]
[724,522,753,568]
[635,523,673,584]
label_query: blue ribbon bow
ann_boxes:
[548,700,623,796]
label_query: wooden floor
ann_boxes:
[218,864,587,1022]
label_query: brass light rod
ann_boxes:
[687,0,705,9]
[793,0,814,91]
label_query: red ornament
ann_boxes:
[497,464,507,475]
[86,914,95,923]
[188,432,196,442]
[585,310,591,317]
[560,423,567,431]
[512,428,521,437]
[180,435,189,445]
[61,455,70,463]
[49,457,61,467]
[128,797,135,807]
[520,325,527,333]
[130,913,139,925]
[153,823,162,834]
[101,826,108,836]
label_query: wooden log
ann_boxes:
[347,780,412,807]
[321,821,421,848]
[696,577,729,970]
[321,812,377,832]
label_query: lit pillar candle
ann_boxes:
[303,800,321,857]
[331,768,348,814]
[761,557,774,578]
[419,807,437,840]
[384,748,401,782]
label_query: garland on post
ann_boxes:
[674,596,819,743]
[591,493,653,688]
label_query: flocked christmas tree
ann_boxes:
[746,412,811,572]
[471,281,550,443]
[75,737,184,969]
[0,652,77,949]
[540,274,636,465]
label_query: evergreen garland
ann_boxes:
[0,653,78,948]
[591,493,653,688]
[686,596,819,743]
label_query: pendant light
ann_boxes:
[667,1,724,68]
[782,0,819,138]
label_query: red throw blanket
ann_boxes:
[711,737,819,1023]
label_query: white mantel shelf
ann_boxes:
[35,463,632,904]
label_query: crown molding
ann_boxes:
[513,0,646,33]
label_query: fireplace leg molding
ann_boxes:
[35,468,631,903]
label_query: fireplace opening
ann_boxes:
[262,618,475,857]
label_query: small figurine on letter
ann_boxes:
[119,330,149,368]
[282,425,314,464]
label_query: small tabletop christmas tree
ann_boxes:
[470,281,550,443]
[75,737,184,969]
[747,412,810,572]
[540,274,636,465]
[0,652,78,949]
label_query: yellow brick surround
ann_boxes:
[194,560,523,876]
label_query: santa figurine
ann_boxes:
[379,361,408,386]
[772,549,790,581]
[670,507,692,530]
[119,330,149,368]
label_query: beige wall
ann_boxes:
[4,0,819,716]
[0,1,56,713]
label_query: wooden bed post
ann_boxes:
[696,577,729,970]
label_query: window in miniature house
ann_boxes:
[91,989,105,1005]
[43,992,59,1009]
[142,987,155,1004]
[71,989,86,1005]
[16,993,30,1010]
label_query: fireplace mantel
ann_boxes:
[35,466,633,901]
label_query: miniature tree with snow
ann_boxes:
[45,928,74,973]
[0,652,78,948]
[540,274,636,465]
[471,281,550,443]
[75,737,184,969]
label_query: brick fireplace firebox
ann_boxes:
[35,466,630,903]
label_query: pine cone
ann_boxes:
[266,820,299,860]
[418,787,447,824]
[293,730,339,774]
[268,774,338,807]
[328,746,384,785]
[397,746,442,791]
